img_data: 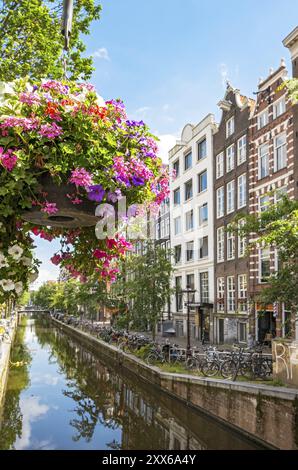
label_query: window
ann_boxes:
[227,180,235,214]
[259,195,270,212]
[155,222,160,240]
[185,210,194,231]
[173,159,180,178]
[274,134,287,171]
[174,245,181,264]
[198,236,208,259]
[186,274,195,303]
[258,110,268,129]
[237,174,247,208]
[275,186,287,204]
[216,152,224,179]
[198,170,207,193]
[184,152,192,171]
[174,216,181,235]
[238,274,247,312]
[238,219,247,257]
[273,97,286,119]
[198,138,207,160]
[160,219,165,238]
[259,248,271,283]
[165,217,170,236]
[199,203,208,225]
[200,272,209,303]
[226,116,235,138]
[227,226,235,260]
[186,241,194,262]
[259,143,269,179]
[217,227,224,262]
[237,135,247,165]
[173,188,180,205]
[239,323,247,342]
[226,145,235,172]
[175,276,183,311]
[217,186,224,218]
[217,277,225,312]
[227,276,235,312]
[184,179,193,201]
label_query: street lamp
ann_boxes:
[181,286,196,357]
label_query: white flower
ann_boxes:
[0,252,8,269]
[95,203,115,219]
[21,256,32,267]
[14,281,23,295]
[8,244,23,260]
[0,279,15,292]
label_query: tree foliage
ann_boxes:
[0,0,101,81]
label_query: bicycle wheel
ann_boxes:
[185,356,200,370]
[220,359,237,379]
[146,353,159,365]
[200,359,219,377]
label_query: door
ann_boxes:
[218,319,224,343]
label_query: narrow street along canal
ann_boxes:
[0,316,269,450]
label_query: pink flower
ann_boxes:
[19,92,41,106]
[93,249,107,259]
[69,168,92,188]
[0,148,17,171]
[51,254,62,265]
[41,81,69,95]
[39,123,62,139]
[41,202,58,215]
[0,116,39,131]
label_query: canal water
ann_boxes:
[0,317,267,450]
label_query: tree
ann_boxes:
[0,0,101,81]
[232,196,298,337]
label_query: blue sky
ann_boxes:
[33,0,297,286]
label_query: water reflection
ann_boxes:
[0,317,266,450]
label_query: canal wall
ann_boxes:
[0,319,17,409]
[52,318,298,450]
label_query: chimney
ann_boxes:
[283,26,298,78]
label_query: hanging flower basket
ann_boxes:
[0,79,170,301]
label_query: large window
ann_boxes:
[184,179,193,201]
[217,186,224,218]
[237,135,247,165]
[186,274,195,303]
[226,145,235,172]
[198,138,207,160]
[173,187,180,205]
[259,143,269,179]
[175,276,183,311]
[174,245,181,264]
[238,219,247,257]
[227,276,235,312]
[198,170,207,193]
[273,97,286,119]
[238,274,247,313]
[185,210,194,231]
[184,152,192,171]
[226,116,235,138]
[259,248,271,283]
[258,110,268,130]
[216,152,224,179]
[227,226,235,260]
[237,173,247,208]
[200,272,209,303]
[186,241,194,262]
[198,236,208,259]
[227,180,235,214]
[174,216,181,235]
[217,227,224,262]
[199,203,208,225]
[217,277,225,312]
[259,195,270,212]
[173,159,180,178]
[274,134,287,171]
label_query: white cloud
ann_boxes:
[92,47,110,61]
[156,134,177,163]
[134,106,151,119]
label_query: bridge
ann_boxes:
[18,307,51,314]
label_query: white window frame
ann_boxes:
[237,173,247,209]
[257,110,268,130]
[226,144,235,172]
[259,195,270,213]
[237,135,247,165]
[186,241,194,262]
[227,226,235,260]
[275,186,287,204]
[174,216,181,235]
[238,274,247,313]
[258,143,269,179]
[259,247,271,283]
[227,180,235,214]
[238,219,246,258]
[216,152,224,179]
[198,236,208,260]
[216,186,224,218]
[274,133,287,172]
[185,210,194,232]
[227,276,235,313]
[199,203,208,226]
[217,277,225,312]
[217,227,224,263]
[273,97,286,119]
[226,116,235,138]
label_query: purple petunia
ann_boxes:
[132,176,145,186]
[87,184,105,202]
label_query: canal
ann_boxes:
[0,317,268,450]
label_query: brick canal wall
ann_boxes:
[52,318,298,450]
[0,319,17,408]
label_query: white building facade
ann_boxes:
[168,114,217,342]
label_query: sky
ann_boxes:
[32,0,298,287]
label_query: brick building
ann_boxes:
[213,84,255,344]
